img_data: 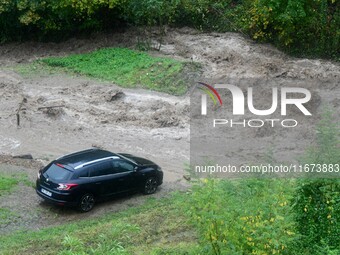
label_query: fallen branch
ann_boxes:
[13,154,33,160]
[16,98,26,127]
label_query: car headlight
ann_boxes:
[157,166,162,172]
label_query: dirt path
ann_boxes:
[0,27,339,234]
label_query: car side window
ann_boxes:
[88,160,114,177]
[112,160,134,174]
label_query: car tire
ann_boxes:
[143,177,158,195]
[78,193,95,212]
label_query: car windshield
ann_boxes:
[43,163,72,181]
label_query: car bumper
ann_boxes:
[36,187,78,207]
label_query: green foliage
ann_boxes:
[294,179,340,252]
[246,0,339,59]
[0,0,122,42]
[0,0,338,59]
[124,0,339,58]
[293,111,340,252]
[185,178,298,254]
[175,0,241,31]
[124,0,180,50]
[124,0,180,27]
[41,47,195,95]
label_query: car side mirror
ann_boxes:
[134,167,138,172]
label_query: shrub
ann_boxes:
[294,179,340,252]
[174,0,234,31]
[293,111,340,252]
[246,0,339,59]
[124,0,180,27]
[186,178,298,254]
[0,0,123,42]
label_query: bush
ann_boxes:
[124,0,180,27]
[294,179,340,253]
[245,0,339,59]
[293,111,340,252]
[174,0,235,31]
[0,0,123,42]
[185,178,298,254]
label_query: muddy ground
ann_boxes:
[0,27,339,234]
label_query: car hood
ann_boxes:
[118,153,156,166]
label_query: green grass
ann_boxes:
[0,196,199,255]
[0,208,18,226]
[36,48,199,95]
[0,173,30,228]
[0,172,34,193]
[0,174,19,195]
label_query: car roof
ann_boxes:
[56,148,118,169]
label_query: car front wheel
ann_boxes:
[143,177,158,195]
[78,193,95,212]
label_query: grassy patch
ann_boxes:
[36,48,199,95]
[0,196,199,255]
[0,208,18,226]
[0,172,33,194]
[0,174,19,195]
[16,172,35,188]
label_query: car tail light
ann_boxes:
[57,183,78,190]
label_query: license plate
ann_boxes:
[41,188,52,197]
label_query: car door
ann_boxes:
[87,160,118,197]
[110,159,137,193]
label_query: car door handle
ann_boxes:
[95,182,101,185]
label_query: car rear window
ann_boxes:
[43,163,72,181]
